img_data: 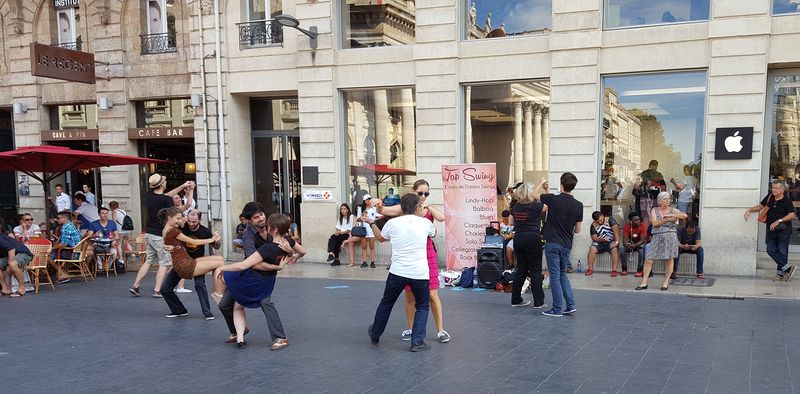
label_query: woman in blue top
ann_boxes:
[217,213,305,349]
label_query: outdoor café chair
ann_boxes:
[25,238,54,294]
[54,236,93,283]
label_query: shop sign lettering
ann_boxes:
[127,127,195,140]
[30,43,95,84]
[302,190,334,201]
[40,129,98,141]
[54,0,80,9]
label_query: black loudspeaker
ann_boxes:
[477,247,504,289]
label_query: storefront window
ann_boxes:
[135,99,193,127]
[49,104,97,130]
[466,0,551,40]
[601,71,706,225]
[465,81,550,192]
[341,0,415,48]
[773,0,800,15]
[768,73,800,249]
[344,88,416,210]
[604,0,710,29]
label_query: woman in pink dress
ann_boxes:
[376,179,449,343]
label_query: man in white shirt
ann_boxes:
[82,184,96,205]
[73,193,100,230]
[13,213,41,241]
[54,184,71,213]
[363,193,436,352]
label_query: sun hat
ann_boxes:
[148,174,166,189]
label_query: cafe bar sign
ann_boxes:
[30,42,95,84]
[40,129,98,142]
[127,127,195,140]
[54,0,80,10]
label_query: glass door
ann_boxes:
[253,131,301,231]
[766,71,800,251]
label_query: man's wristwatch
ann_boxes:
[779,219,783,223]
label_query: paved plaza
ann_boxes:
[3,268,800,394]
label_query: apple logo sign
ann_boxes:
[715,127,753,160]
[725,131,744,153]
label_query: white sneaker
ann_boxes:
[175,288,193,294]
[437,330,451,343]
[401,329,413,341]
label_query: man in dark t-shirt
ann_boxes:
[0,234,34,296]
[180,209,220,320]
[129,174,194,297]
[535,173,583,317]
[675,222,704,279]
[745,180,797,281]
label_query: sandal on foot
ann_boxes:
[10,291,24,298]
[697,274,705,280]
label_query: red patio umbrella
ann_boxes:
[350,163,416,196]
[0,145,166,235]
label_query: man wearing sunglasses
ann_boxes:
[13,213,41,242]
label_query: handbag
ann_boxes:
[351,224,367,238]
[757,195,773,223]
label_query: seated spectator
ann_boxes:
[51,211,82,284]
[73,193,99,231]
[500,210,515,268]
[327,203,354,266]
[13,213,41,241]
[622,213,648,277]
[586,210,621,276]
[674,221,704,280]
[287,213,301,245]
[0,229,34,297]
[233,214,248,249]
[87,207,119,270]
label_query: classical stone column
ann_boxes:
[534,105,543,171]
[513,102,523,183]
[465,86,473,163]
[542,108,550,171]
[400,88,416,187]
[523,103,533,172]
[373,89,391,164]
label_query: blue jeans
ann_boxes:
[766,227,792,275]
[544,243,575,313]
[193,274,213,318]
[619,244,644,272]
[370,273,429,346]
[675,247,704,274]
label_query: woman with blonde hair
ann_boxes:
[509,182,548,308]
[635,192,686,291]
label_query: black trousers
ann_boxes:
[218,289,286,341]
[193,274,213,318]
[511,232,545,307]
[327,233,350,258]
[161,269,187,315]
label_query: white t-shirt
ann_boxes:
[335,215,354,232]
[382,215,436,280]
[13,224,41,240]
[677,176,696,203]
[75,202,100,223]
[356,206,381,238]
[55,192,71,213]
[111,208,127,230]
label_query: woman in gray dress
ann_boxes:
[636,191,687,291]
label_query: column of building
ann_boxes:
[511,100,550,183]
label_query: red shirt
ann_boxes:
[623,223,648,244]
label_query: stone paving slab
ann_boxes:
[2,271,799,393]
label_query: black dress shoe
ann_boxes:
[326,254,335,263]
[237,341,248,349]
[635,285,648,290]
[410,342,431,352]
[360,262,368,268]
[331,260,341,266]
[368,324,379,344]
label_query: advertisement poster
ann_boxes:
[442,163,497,270]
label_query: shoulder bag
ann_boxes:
[757,195,773,223]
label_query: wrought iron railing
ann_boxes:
[140,32,177,55]
[237,20,283,49]
[53,41,81,51]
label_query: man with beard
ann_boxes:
[182,209,221,320]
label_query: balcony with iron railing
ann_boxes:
[236,19,283,50]
[140,32,177,55]
[53,40,82,51]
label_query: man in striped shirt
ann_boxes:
[586,209,621,277]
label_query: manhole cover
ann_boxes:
[670,277,715,287]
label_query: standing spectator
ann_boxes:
[13,213,41,241]
[634,160,666,219]
[287,213,301,244]
[500,210,515,268]
[108,201,129,268]
[670,165,697,221]
[233,214,248,250]
[82,184,96,205]
[327,204,354,266]
[181,209,222,320]
[509,183,547,308]
[53,184,71,213]
[622,213,648,277]
[172,193,196,217]
[636,192,686,291]
[534,174,582,317]
[744,180,797,281]
[675,221,704,280]
[73,193,99,230]
[128,174,194,298]
[51,211,81,284]
[585,209,621,276]
[363,193,436,352]
[0,230,34,297]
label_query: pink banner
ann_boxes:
[442,163,497,270]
